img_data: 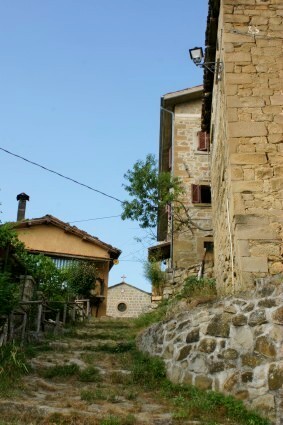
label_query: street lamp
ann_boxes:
[189,46,223,79]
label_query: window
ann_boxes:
[117,302,127,312]
[197,131,210,152]
[192,184,211,204]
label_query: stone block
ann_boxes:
[237,239,250,257]
[194,375,212,390]
[232,180,263,193]
[268,364,283,390]
[231,166,244,180]
[236,224,279,240]
[229,122,267,138]
[255,336,276,358]
[241,353,264,368]
[255,166,273,180]
[268,153,283,164]
[249,309,267,326]
[176,345,192,361]
[272,306,283,325]
[225,14,250,23]
[198,338,217,353]
[270,93,283,106]
[227,96,265,108]
[241,256,268,272]
[268,122,283,134]
[206,314,231,338]
[251,394,275,413]
[270,262,283,275]
[231,153,267,165]
[232,314,247,326]
[227,108,238,122]
[270,177,283,192]
[230,326,254,350]
[224,372,239,391]
[226,73,253,84]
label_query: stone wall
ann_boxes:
[173,99,213,270]
[106,282,151,318]
[210,0,283,294]
[137,276,283,424]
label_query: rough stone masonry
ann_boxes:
[137,276,283,424]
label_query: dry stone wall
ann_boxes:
[137,276,283,424]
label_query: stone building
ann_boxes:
[149,86,213,293]
[106,282,151,318]
[201,0,283,294]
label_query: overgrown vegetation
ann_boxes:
[143,260,166,296]
[0,343,29,396]
[176,275,216,299]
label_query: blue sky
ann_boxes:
[0,0,208,292]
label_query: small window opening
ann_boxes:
[117,302,127,312]
[192,184,211,204]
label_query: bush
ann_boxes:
[177,275,216,299]
[0,273,19,316]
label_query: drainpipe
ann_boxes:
[226,197,235,293]
[160,107,175,273]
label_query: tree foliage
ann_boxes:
[121,154,183,229]
[65,261,98,298]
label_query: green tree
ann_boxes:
[121,154,183,229]
[65,261,98,298]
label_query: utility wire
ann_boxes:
[0,146,123,204]
[69,215,121,223]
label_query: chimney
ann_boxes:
[16,193,30,221]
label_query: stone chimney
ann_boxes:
[16,193,30,221]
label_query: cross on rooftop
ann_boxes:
[121,274,126,282]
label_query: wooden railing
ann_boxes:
[0,299,90,347]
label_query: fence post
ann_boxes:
[21,313,27,346]
[86,300,90,317]
[55,310,60,333]
[63,304,67,325]
[36,303,43,334]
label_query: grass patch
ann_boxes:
[99,414,136,425]
[41,363,79,379]
[134,300,170,329]
[79,366,101,382]
[0,343,30,396]
[130,350,166,389]
[90,341,135,354]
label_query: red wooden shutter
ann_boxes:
[197,131,209,151]
[192,184,201,204]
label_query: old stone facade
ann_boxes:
[137,277,283,424]
[150,87,213,286]
[207,0,283,294]
[106,282,151,318]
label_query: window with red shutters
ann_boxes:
[197,131,210,151]
[191,184,211,204]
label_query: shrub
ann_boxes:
[178,275,216,299]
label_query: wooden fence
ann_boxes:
[0,299,90,347]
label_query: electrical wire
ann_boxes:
[69,215,121,223]
[0,146,123,204]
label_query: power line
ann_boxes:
[69,215,121,223]
[0,146,123,204]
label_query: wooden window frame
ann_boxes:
[197,131,210,152]
[192,184,211,204]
